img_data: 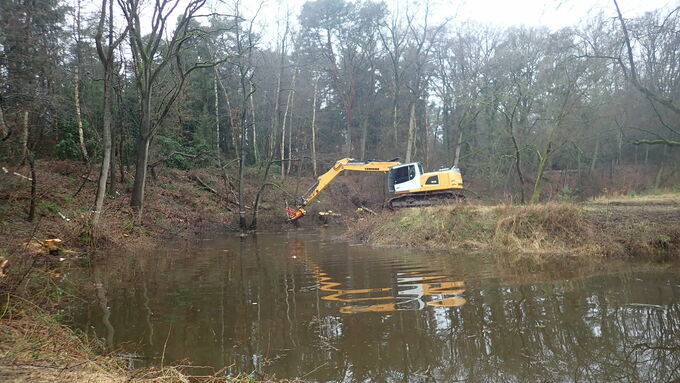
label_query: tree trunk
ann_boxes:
[130,135,150,222]
[617,128,623,165]
[109,138,116,196]
[423,101,430,169]
[392,96,399,150]
[453,127,463,168]
[286,71,297,176]
[250,83,258,163]
[590,135,599,172]
[21,111,29,164]
[359,118,368,160]
[655,145,667,189]
[109,113,116,196]
[281,70,296,177]
[74,0,88,163]
[311,76,319,177]
[238,119,246,230]
[645,145,649,164]
[443,102,452,157]
[250,158,276,230]
[119,136,125,183]
[530,143,552,204]
[27,151,36,222]
[214,70,237,156]
[344,106,353,157]
[74,64,89,163]
[0,104,8,140]
[92,107,111,224]
[214,72,221,161]
[269,75,281,160]
[94,0,128,223]
[93,68,113,225]
[405,101,416,162]
[509,125,525,204]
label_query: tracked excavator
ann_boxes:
[286,158,468,221]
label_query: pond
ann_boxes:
[71,231,680,382]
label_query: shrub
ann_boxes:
[56,119,94,160]
[557,185,580,201]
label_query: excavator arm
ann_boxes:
[287,158,400,221]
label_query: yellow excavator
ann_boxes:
[286,158,467,221]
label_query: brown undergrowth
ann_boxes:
[349,194,680,263]
[0,160,300,257]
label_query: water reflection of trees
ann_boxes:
[73,236,680,382]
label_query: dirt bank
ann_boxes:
[0,159,366,257]
[348,193,680,262]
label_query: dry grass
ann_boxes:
[0,293,128,383]
[492,203,601,258]
[0,294,297,383]
[349,198,680,263]
[589,191,680,205]
[351,204,496,250]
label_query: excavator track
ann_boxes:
[387,190,472,210]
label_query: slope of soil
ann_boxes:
[0,159,370,257]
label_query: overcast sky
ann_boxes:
[431,0,673,28]
[233,0,676,48]
[119,0,676,48]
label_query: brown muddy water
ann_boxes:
[70,231,680,382]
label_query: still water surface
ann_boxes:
[72,231,680,382]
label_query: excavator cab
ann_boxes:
[387,162,424,193]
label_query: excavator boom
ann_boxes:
[287,158,400,221]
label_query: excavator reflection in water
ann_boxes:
[317,270,466,314]
[287,241,466,314]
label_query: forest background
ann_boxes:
[1,0,680,231]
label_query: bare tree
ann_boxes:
[231,0,261,230]
[119,0,223,222]
[379,4,410,150]
[403,4,448,163]
[281,67,296,177]
[300,0,386,157]
[612,0,680,147]
[73,0,89,163]
[93,0,128,225]
[310,74,319,176]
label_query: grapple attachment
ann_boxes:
[286,207,306,221]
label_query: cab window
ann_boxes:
[394,165,416,184]
[393,166,409,184]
